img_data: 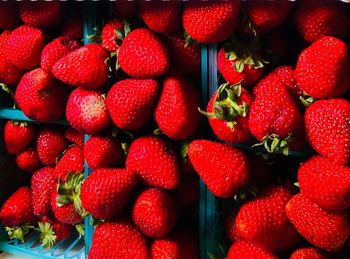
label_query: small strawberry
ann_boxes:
[0,2,20,29]
[16,148,42,173]
[61,14,83,41]
[54,146,84,181]
[183,0,241,43]
[66,88,111,135]
[118,28,170,78]
[227,240,278,259]
[290,247,328,259]
[4,120,36,155]
[111,0,137,18]
[295,36,350,99]
[52,44,109,89]
[106,79,159,130]
[101,19,123,53]
[64,128,84,148]
[31,167,56,217]
[286,193,350,251]
[7,25,45,70]
[155,72,201,140]
[174,174,199,209]
[188,140,250,198]
[126,136,180,190]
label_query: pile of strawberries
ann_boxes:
[0,0,350,258]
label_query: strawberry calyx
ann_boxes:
[5,223,34,243]
[36,221,56,248]
[184,31,198,48]
[114,21,130,47]
[299,92,316,107]
[75,223,85,237]
[0,83,15,100]
[11,120,28,128]
[87,26,102,44]
[252,133,295,156]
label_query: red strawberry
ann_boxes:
[286,193,350,251]
[52,44,109,89]
[294,0,350,43]
[4,120,35,155]
[54,146,84,181]
[66,88,110,135]
[106,79,159,130]
[295,36,350,98]
[101,19,123,53]
[64,128,84,148]
[89,219,148,259]
[227,240,278,259]
[0,2,20,29]
[84,136,123,170]
[38,214,71,248]
[140,0,181,34]
[7,25,45,70]
[183,0,240,43]
[15,68,68,122]
[155,73,201,140]
[118,28,170,78]
[111,0,137,19]
[290,247,328,259]
[188,140,250,198]
[16,148,42,173]
[126,136,180,190]
[31,167,56,217]
[81,169,136,220]
[132,188,178,238]
[37,128,69,166]
[61,15,83,41]
[304,99,350,165]
[174,174,199,209]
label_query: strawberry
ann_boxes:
[37,128,69,166]
[106,79,159,130]
[52,44,109,89]
[140,0,181,34]
[111,0,137,19]
[286,193,350,251]
[101,19,123,53]
[227,241,277,259]
[83,136,123,170]
[174,174,199,209]
[7,25,45,70]
[294,0,350,43]
[183,0,241,43]
[89,219,148,259]
[31,167,56,217]
[61,15,83,41]
[54,146,84,181]
[81,168,136,220]
[295,36,350,99]
[38,214,71,248]
[235,186,301,252]
[66,88,111,135]
[126,136,180,190]
[298,156,350,211]
[304,99,350,165]
[132,188,178,238]
[64,128,84,148]
[4,120,35,155]
[155,73,201,140]
[0,2,20,29]
[41,36,81,73]
[19,1,61,28]
[290,247,328,259]
[15,68,68,122]
[118,28,170,78]
[16,148,42,173]
[188,140,250,198]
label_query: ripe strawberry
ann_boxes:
[81,169,136,220]
[66,88,110,135]
[111,0,137,18]
[84,136,123,170]
[15,68,68,122]
[294,0,350,43]
[31,167,56,217]
[89,219,148,259]
[295,36,350,98]
[41,36,80,73]
[61,15,83,41]
[106,79,159,130]
[101,19,123,53]
[227,240,278,259]
[7,25,45,70]
[183,0,240,43]
[155,73,201,140]
[126,136,180,190]
[38,214,71,248]
[118,28,170,78]
[52,44,109,89]
[37,128,69,166]
[286,193,350,251]
[304,99,350,165]
[174,174,199,209]
[0,2,20,29]
[140,0,181,34]
[64,128,84,148]
[54,146,84,181]
[188,140,250,198]
[4,120,35,155]
[16,148,42,173]
[290,247,327,259]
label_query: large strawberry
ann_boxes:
[64,128,84,148]
[52,44,109,89]
[183,0,241,43]
[4,120,35,155]
[54,146,84,181]
[126,136,180,190]
[16,148,42,173]
[101,19,123,53]
[155,73,201,140]
[81,168,136,220]
[290,247,328,259]
[106,79,159,130]
[15,68,68,122]
[295,36,350,99]
[118,28,170,78]
[0,2,20,29]
[188,140,250,198]
[227,240,278,259]
[286,193,350,251]
[7,25,45,70]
